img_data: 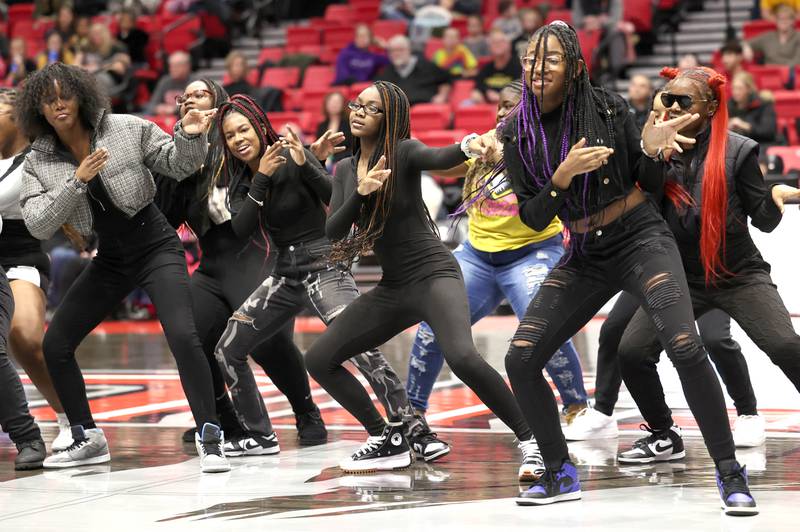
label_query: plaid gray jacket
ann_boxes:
[20,112,208,239]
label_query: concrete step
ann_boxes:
[686,9,750,22]
[679,20,745,33]
[703,0,755,10]
[654,41,723,55]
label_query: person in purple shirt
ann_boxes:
[334,24,390,85]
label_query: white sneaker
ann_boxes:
[51,413,74,452]
[733,415,766,448]
[563,408,619,441]
[518,438,545,482]
[43,426,110,468]
[194,423,231,473]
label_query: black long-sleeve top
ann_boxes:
[229,147,333,248]
[501,89,663,232]
[658,129,782,287]
[327,139,467,286]
[728,96,777,144]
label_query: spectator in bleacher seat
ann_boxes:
[729,71,778,144]
[464,13,489,58]
[626,74,653,131]
[380,0,434,21]
[146,51,197,116]
[315,91,352,165]
[492,0,523,41]
[744,3,800,66]
[87,23,128,62]
[334,24,389,85]
[116,8,150,67]
[433,27,478,77]
[720,40,746,91]
[377,35,452,105]
[572,0,631,84]
[470,29,521,104]
[69,16,92,55]
[36,32,76,70]
[95,52,135,113]
[410,2,453,52]
[678,52,701,69]
[54,5,76,43]
[222,51,256,98]
[4,39,36,87]
[34,0,69,18]
[513,7,545,59]
[760,0,800,21]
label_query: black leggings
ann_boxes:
[191,233,315,421]
[619,271,800,430]
[505,202,734,470]
[43,209,217,430]
[305,275,532,439]
[594,291,757,417]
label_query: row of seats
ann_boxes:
[743,18,800,40]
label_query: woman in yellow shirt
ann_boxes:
[406,81,593,464]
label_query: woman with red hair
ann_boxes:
[617,64,800,490]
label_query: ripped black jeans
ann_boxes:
[505,202,735,470]
[214,237,415,438]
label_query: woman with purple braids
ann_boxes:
[503,22,757,515]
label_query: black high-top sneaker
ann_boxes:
[296,406,328,446]
[408,415,450,462]
[618,424,685,463]
[339,422,412,473]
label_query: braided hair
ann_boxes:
[330,81,428,265]
[195,78,229,197]
[660,66,731,284]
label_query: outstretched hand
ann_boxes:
[357,155,391,196]
[772,184,800,214]
[281,125,306,166]
[182,108,217,135]
[641,111,698,155]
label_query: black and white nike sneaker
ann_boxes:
[224,433,280,457]
[618,424,685,463]
[408,416,450,462]
[339,422,412,473]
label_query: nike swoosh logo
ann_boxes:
[557,476,574,492]
[654,441,673,453]
[243,440,262,450]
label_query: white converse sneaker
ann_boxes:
[43,426,110,469]
[339,423,412,473]
[563,407,619,441]
[518,438,545,482]
[733,415,766,448]
[194,423,231,473]
[51,413,74,452]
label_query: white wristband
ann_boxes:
[640,139,663,161]
[461,133,480,159]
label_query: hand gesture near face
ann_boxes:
[281,125,307,166]
[357,155,391,196]
[182,108,217,135]
[75,148,109,183]
[258,142,287,176]
[310,129,347,161]
[552,138,614,190]
[641,111,698,155]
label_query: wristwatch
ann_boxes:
[461,133,481,159]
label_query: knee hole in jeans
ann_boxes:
[511,316,549,350]
[643,272,682,310]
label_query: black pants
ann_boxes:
[305,274,532,439]
[595,291,757,417]
[191,227,315,422]
[619,270,800,430]
[215,238,416,438]
[43,206,217,430]
[0,267,41,444]
[505,202,734,470]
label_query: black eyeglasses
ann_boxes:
[660,92,709,111]
[348,101,383,115]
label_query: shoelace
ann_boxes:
[62,438,89,454]
[203,437,224,457]
[415,429,443,445]
[631,424,666,449]
[720,466,750,497]
[353,435,384,458]
[518,439,543,464]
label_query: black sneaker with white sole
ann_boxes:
[339,422,412,473]
[224,433,280,456]
[408,416,450,462]
[618,424,685,463]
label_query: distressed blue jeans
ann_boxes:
[407,235,588,412]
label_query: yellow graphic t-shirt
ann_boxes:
[465,158,563,253]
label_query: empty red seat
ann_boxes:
[268,111,313,134]
[623,0,653,33]
[454,105,497,132]
[742,20,776,40]
[372,20,408,41]
[294,86,348,114]
[325,4,354,24]
[286,27,321,51]
[350,82,373,100]
[163,17,202,55]
[545,9,572,24]
[425,38,443,60]
[772,90,800,120]
[302,65,336,90]
[414,129,468,147]
[450,79,477,110]
[747,64,789,91]
[147,115,178,134]
[577,29,602,74]
[323,26,355,50]
[260,67,301,89]
[353,4,380,23]
[258,47,285,65]
[767,145,800,172]
[411,103,452,130]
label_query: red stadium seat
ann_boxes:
[323,26,355,50]
[742,20,776,40]
[302,65,336,90]
[450,79,476,110]
[414,129,468,147]
[260,66,301,89]
[767,146,800,172]
[350,82,373,100]
[450,18,468,38]
[772,90,800,121]
[268,111,314,135]
[577,29,602,74]
[425,38,443,60]
[746,64,789,91]
[309,17,344,32]
[325,4,354,24]
[147,115,178,134]
[286,27,321,51]
[545,9,573,24]
[411,103,453,130]
[353,4,380,23]
[7,3,35,35]
[162,17,201,55]
[372,20,408,41]
[294,86,349,114]
[454,104,497,132]
[623,0,653,33]
[258,47,285,65]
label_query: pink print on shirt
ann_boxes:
[476,173,519,218]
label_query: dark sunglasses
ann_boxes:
[660,92,709,111]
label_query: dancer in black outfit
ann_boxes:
[302,81,540,477]
[18,64,228,473]
[501,23,755,515]
[211,95,447,458]
[616,66,800,464]
[154,79,327,447]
